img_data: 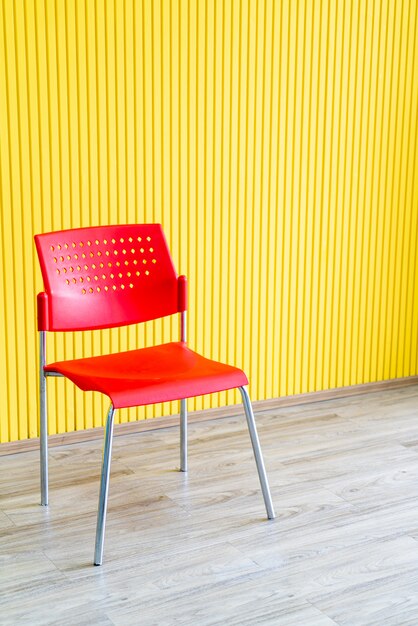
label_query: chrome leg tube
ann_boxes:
[94,405,116,566]
[39,331,48,506]
[179,309,188,472]
[239,386,275,519]
[180,398,187,472]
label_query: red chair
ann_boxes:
[35,224,274,565]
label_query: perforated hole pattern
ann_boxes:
[48,234,157,295]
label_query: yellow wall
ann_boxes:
[1,0,418,443]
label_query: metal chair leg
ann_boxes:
[94,405,116,566]
[239,386,275,519]
[39,331,48,506]
[180,398,187,472]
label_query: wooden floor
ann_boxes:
[2,386,418,625]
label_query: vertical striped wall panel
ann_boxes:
[0,0,417,443]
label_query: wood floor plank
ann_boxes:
[307,570,418,626]
[107,588,337,626]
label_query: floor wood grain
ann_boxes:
[2,386,418,625]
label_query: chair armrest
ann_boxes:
[37,292,50,331]
[178,275,188,312]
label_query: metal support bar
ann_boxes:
[94,405,116,566]
[180,311,187,343]
[239,386,275,520]
[179,310,188,472]
[39,331,48,506]
[180,399,188,472]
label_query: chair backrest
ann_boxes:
[35,224,181,331]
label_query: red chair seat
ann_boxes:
[45,342,248,409]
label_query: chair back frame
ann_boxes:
[35,224,184,332]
